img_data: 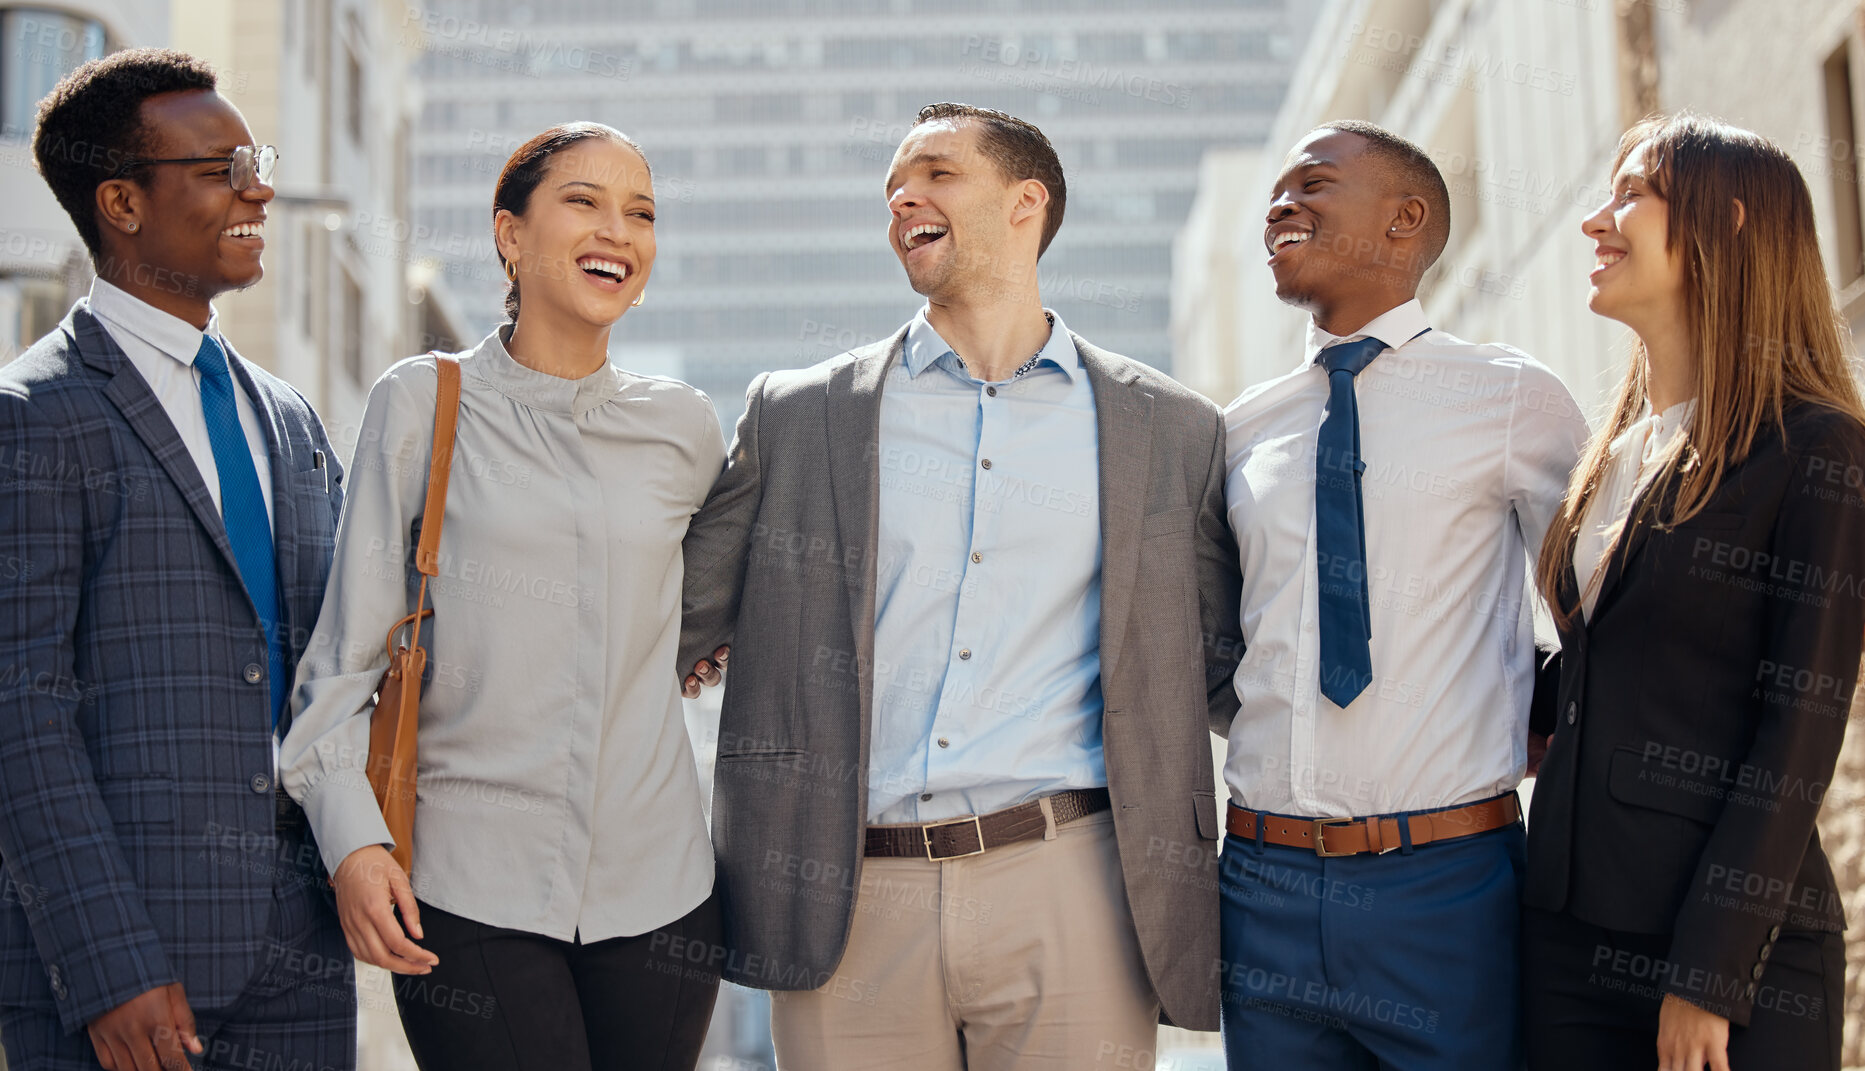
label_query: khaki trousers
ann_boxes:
[770,809,1161,1070]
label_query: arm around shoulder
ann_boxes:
[1197,405,1245,736]
[679,371,771,673]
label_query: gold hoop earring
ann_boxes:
[503,260,517,283]
[631,292,644,307]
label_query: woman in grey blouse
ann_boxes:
[282,123,723,1070]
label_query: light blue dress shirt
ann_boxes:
[868,307,1106,825]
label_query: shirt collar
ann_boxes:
[471,323,624,416]
[1607,397,1698,460]
[1302,298,1430,369]
[88,276,222,367]
[902,306,1081,382]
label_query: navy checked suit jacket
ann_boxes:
[0,300,344,1032]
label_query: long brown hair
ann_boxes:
[492,121,648,321]
[1538,113,1865,624]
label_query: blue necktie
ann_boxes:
[195,335,286,730]
[1315,335,1386,709]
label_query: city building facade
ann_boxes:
[405,0,1318,428]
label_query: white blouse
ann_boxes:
[1574,399,1696,622]
[282,328,723,942]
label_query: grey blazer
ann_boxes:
[680,326,1244,1030]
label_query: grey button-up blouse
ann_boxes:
[282,328,722,942]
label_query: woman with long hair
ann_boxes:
[281,123,723,1070]
[1523,113,1865,1071]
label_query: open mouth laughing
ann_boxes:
[576,254,632,289]
[1265,223,1312,264]
[902,221,950,253]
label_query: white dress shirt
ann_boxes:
[1222,299,1588,817]
[1573,399,1695,621]
[87,277,274,525]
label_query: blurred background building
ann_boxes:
[0,1,155,364]
[8,0,1865,1067]
[404,0,1319,428]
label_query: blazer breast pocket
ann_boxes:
[290,464,333,498]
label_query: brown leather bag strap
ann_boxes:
[414,355,462,578]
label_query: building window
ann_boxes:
[345,42,364,146]
[0,9,106,139]
[342,270,363,384]
[1824,40,1863,288]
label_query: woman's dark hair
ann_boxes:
[33,48,218,261]
[492,121,648,321]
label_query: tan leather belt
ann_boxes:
[865,788,1111,861]
[1225,794,1519,857]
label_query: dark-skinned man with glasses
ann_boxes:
[0,49,354,1071]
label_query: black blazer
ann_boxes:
[1526,403,1865,1026]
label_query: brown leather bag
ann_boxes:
[365,354,461,875]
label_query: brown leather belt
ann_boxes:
[1225,794,1519,857]
[865,788,1111,861]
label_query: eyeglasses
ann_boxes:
[112,144,278,191]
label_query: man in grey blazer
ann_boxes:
[680,103,1244,1068]
[0,50,351,1070]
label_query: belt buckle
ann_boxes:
[1312,816,1355,857]
[923,815,986,861]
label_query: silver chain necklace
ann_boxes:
[954,312,1055,381]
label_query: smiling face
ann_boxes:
[114,90,274,302]
[884,119,1041,300]
[495,136,655,330]
[1582,140,1685,330]
[1263,130,1413,316]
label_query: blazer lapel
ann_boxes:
[1588,472,1673,618]
[825,327,906,717]
[226,348,299,650]
[71,304,244,582]
[1076,334,1153,683]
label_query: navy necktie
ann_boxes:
[195,335,285,729]
[1315,335,1386,709]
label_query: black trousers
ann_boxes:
[394,891,722,1071]
[1522,906,1842,1071]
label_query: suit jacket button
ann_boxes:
[1565,701,1577,725]
[251,773,271,794]
[1769,925,1782,941]
[1751,962,1765,980]
[1746,982,1758,998]
[1758,944,1771,962]
[243,663,264,685]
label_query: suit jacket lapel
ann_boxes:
[226,347,299,674]
[71,304,245,582]
[826,327,907,726]
[1589,471,1673,617]
[1076,334,1153,683]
